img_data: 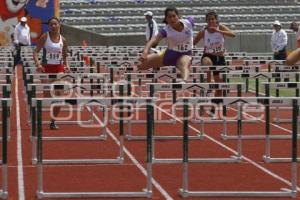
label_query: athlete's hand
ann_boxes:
[64,65,71,73]
[207,26,218,33]
[139,53,148,63]
[36,64,45,73]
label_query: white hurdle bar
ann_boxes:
[28,83,128,142]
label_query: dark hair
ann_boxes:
[48,17,60,25]
[163,7,179,24]
[290,22,296,29]
[205,11,218,21]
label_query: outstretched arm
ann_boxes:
[193,30,204,46]
[62,37,70,72]
[218,24,236,37]
[140,33,163,60]
[33,33,47,72]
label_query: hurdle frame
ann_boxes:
[220,72,300,140]
[152,93,247,164]
[0,99,11,199]
[35,97,154,199]
[178,97,298,198]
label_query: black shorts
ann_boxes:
[201,54,226,75]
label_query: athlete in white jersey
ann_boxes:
[33,17,69,130]
[138,7,194,82]
[42,32,63,65]
[194,11,235,115]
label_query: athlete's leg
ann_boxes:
[137,53,164,70]
[176,55,192,82]
[201,56,213,83]
[286,48,300,65]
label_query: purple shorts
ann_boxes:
[162,49,192,67]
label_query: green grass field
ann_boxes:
[227,78,298,97]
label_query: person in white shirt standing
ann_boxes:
[271,20,288,60]
[144,11,158,47]
[289,21,300,48]
[14,16,31,65]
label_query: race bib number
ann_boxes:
[207,45,224,54]
[46,52,62,61]
[177,44,189,51]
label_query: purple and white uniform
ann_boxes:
[160,18,194,66]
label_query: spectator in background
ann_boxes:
[290,21,300,48]
[144,11,158,46]
[14,17,31,65]
[271,20,287,60]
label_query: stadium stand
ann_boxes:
[60,0,300,36]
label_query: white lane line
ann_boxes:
[81,96,173,200]
[15,66,25,200]
[246,88,294,134]
[105,125,173,200]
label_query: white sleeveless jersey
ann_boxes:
[43,32,63,65]
[160,19,194,52]
[203,26,225,54]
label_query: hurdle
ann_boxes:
[28,81,126,145]
[273,64,300,72]
[27,82,127,130]
[0,99,11,199]
[23,66,98,75]
[191,65,260,93]
[221,71,300,97]
[34,97,154,199]
[31,94,143,164]
[125,72,206,96]
[28,83,127,143]
[118,72,206,122]
[0,61,13,69]
[0,85,11,141]
[222,71,300,122]
[264,81,300,123]
[0,67,13,75]
[178,97,298,198]
[144,83,248,164]
[262,83,300,162]
[25,73,110,112]
[124,81,225,140]
[0,74,13,85]
[24,73,110,91]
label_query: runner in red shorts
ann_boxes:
[33,17,70,130]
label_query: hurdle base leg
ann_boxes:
[32,157,124,165]
[273,117,294,123]
[0,190,8,199]
[178,188,189,198]
[178,190,295,198]
[263,155,300,163]
[110,119,176,124]
[142,188,153,198]
[125,134,204,141]
[153,156,241,164]
[221,134,299,140]
[37,191,151,199]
